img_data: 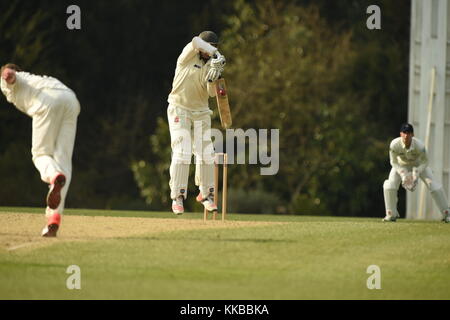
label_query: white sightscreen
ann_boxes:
[407,0,450,220]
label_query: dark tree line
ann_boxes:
[0,0,410,216]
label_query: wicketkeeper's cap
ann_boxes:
[199,31,219,45]
[400,123,414,133]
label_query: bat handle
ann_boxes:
[208,76,223,83]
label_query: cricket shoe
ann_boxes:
[442,209,450,223]
[196,192,218,212]
[46,173,66,209]
[382,211,399,222]
[172,196,184,215]
[42,212,61,237]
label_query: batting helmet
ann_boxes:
[199,31,219,45]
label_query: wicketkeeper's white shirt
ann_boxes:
[1,71,70,117]
[389,137,428,173]
[168,39,216,111]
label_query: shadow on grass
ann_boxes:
[121,236,298,243]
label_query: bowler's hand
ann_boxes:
[1,68,16,84]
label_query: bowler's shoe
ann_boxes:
[42,212,61,237]
[46,173,66,209]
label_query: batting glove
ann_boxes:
[211,52,226,69]
[205,66,222,83]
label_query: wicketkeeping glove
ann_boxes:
[411,168,419,191]
[411,177,418,191]
[412,168,419,180]
[402,172,417,192]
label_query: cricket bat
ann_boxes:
[215,78,232,129]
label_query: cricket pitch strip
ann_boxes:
[0,212,281,252]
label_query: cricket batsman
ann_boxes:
[382,123,450,222]
[167,31,226,214]
[1,63,81,236]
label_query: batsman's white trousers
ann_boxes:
[32,89,80,215]
[167,104,215,200]
[383,166,449,214]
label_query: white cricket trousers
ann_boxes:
[31,89,80,214]
[167,104,215,200]
[383,166,449,215]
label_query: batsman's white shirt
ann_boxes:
[168,39,216,111]
[389,137,427,174]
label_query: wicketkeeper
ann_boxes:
[382,123,449,222]
[167,31,226,214]
[1,63,81,236]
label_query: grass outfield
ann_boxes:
[0,207,449,300]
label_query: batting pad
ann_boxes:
[195,163,215,198]
[169,163,190,200]
[383,187,399,216]
[430,188,449,213]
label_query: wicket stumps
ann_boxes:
[204,153,228,221]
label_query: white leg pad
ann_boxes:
[430,188,449,213]
[195,163,215,198]
[169,163,190,200]
[383,182,399,217]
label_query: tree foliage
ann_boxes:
[134,0,400,215]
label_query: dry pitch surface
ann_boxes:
[0,212,281,252]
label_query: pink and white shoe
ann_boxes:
[172,196,184,215]
[46,173,66,209]
[42,212,61,237]
[196,193,218,212]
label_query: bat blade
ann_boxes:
[215,78,232,129]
